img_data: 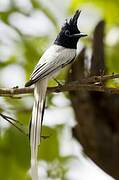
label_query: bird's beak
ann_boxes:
[79,32,87,38]
[71,32,87,38]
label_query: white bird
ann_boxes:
[25,10,87,180]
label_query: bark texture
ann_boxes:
[68,21,119,179]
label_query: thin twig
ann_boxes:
[79,73,119,84]
[0,113,27,136]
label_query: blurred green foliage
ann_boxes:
[0,128,30,180]
[0,0,119,179]
[70,0,119,24]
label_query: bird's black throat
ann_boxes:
[54,34,79,49]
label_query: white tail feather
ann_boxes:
[30,79,48,180]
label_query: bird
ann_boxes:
[25,9,87,180]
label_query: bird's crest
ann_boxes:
[62,10,81,34]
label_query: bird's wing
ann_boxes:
[25,45,76,86]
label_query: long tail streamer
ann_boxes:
[30,80,47,180]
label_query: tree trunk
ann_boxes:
[68,21,119,180]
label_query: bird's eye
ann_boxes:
[65,30,70,36]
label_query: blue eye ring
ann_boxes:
[65,30,70,36]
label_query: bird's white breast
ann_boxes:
[38,44,76,65]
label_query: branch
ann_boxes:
[79,73,119,84]
[0,74,119,97]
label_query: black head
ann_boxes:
[54,10,87,49]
